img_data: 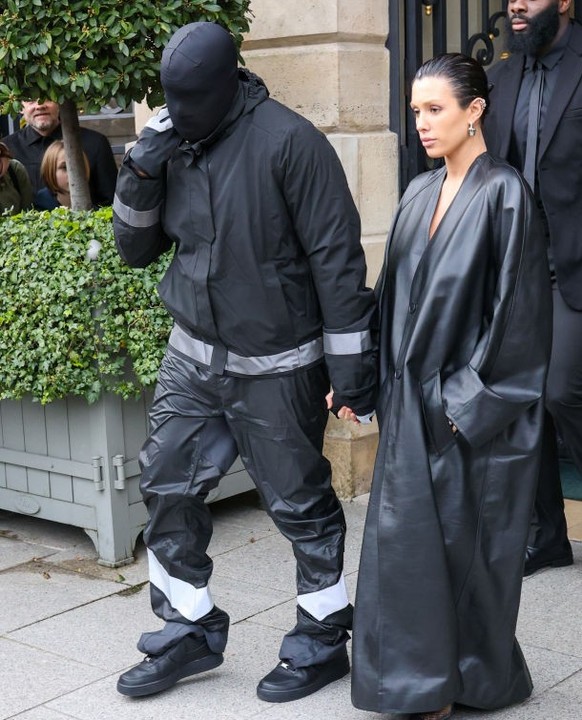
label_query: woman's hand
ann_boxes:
[325,390,361,423]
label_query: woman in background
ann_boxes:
[0,141,33,214]
[35,140,90,209]
[343,54,552,720]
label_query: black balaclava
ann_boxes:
[161,22,239,142]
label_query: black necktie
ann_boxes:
[523,61,544,191]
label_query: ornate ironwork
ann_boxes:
[466,11,507,65]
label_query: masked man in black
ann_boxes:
[113,22,377,703]
[485,0,580,576]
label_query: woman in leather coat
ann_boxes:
[342,54,553,720]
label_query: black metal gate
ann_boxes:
[389,0,582,192]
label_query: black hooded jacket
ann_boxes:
[113,66,377,414]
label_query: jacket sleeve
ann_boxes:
[441,171,552,448]
[278,124,377,415]
[113,108,180,268]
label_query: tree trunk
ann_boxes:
[59,99,93,211]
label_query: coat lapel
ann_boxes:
[539,24,582,160]
[426,158,484,251]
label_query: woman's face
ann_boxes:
[410,76,474,159]
[55,148,70,193]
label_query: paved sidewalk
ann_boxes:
[1,492,581,720]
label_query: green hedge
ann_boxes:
[0,207,172,404]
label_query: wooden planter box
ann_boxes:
[0,393,253,567]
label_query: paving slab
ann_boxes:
[0,562,125,634]
[209,571,293,623]
[343,522,366,576]
[518,544,582,657]
[0,509,149,585]
[211,499,368,594]
[342,497,370,528]
[5,709,79,720]
[8,571,292,673]
[42,540,150,586]
[212,532,297,594]
[519,643,582,697]
[8,584,157,671]
[46,622,284,720]
[0,535,57,571]
[207,517,277,558]
[0,637,106,720]
[245,599,297,634]
[461,673,582,720]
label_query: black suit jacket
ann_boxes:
[485,21,582,310]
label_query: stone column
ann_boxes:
[243,0,398,498]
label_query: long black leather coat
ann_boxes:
[352,154,552,713]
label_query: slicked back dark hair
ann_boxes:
[414,52,489,115]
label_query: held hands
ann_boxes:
[325,391,361,424]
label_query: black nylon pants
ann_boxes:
[138,346,351,666]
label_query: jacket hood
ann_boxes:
[237,68,269,115]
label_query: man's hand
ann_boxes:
[127,107,180,179]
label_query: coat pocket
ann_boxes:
[420,369,456,456]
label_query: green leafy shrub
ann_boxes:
[0,0,252,113]
[0,207,172,404]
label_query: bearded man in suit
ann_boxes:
[485,0,581,575]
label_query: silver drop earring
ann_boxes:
[468,122,476,137]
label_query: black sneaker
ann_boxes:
[117,635,223,697]
[256,649,350,703]
[524,541,573,576]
